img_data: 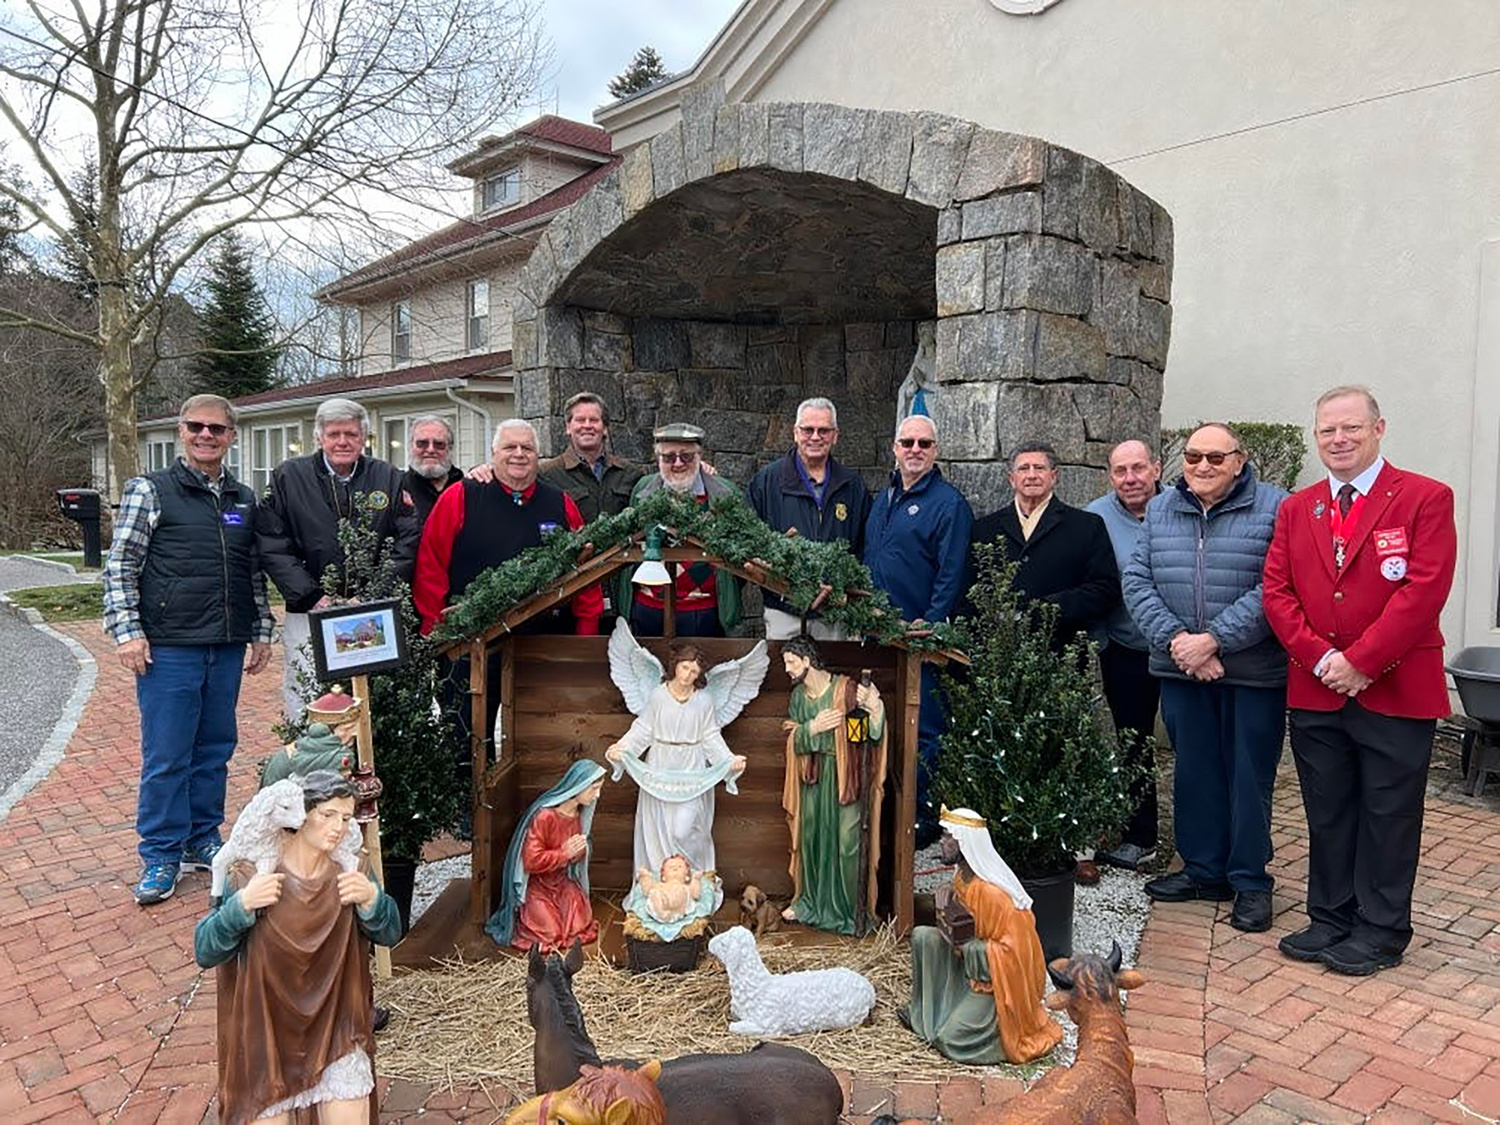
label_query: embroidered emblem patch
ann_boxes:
[1373,527,1409,557]
[1380,556,1408,581]
[221,511,244,526]
[834,502,848,522]
[366,489,390,510]
[907,503,920,516]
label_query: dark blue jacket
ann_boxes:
[748,450,872,617]
[862,466,974,623]
[1121,465,1288,687]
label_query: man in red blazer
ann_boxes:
[1263,386,1456,975]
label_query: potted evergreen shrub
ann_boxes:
[934,543,1140,960]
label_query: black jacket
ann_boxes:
[256,453,418,612]
[970,497,1121,647]
[401,464,464,527]
[748,450,872,617]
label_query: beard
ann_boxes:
[788,666,808,687]
[410,460,452,479]
[662,470,697,493]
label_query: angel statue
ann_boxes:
[605,619,769,926]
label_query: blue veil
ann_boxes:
[485,759,606,946]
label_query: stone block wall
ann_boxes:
[519,310,917,487]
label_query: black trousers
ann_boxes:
[1289,700,1436,952]
[1099,643,1160,848]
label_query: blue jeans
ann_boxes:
[1159,678,1285,892]
[135,643,246,865]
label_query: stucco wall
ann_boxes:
[748,0,1499,643]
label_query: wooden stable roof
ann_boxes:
[433,527,967,663]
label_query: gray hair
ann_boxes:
[492,418,538,450]
[1009,441,1058,470]
[408,414,454,445]
[893,413,938,443]
[795,397,839,429]
[1315,385,1381,420]
[314,398,370,439]
[179,393,237,428]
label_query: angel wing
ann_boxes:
[608,617,664,716]
[705,640,769,729]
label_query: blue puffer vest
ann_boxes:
[1121,465,1288,687]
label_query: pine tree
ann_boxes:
[191,231,281,398]
[934,544,1141,876]
[57,162,99,300]
[607,46,669,100]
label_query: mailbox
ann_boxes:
[56,488,103,568]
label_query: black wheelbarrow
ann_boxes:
[1446,647,1500,797]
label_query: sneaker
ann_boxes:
[134,863,180,905]
[1100,842,1157,871]
[1278,923,1349,963]
[1230,890,1273,932]
[1318,938,1403,977]
[1144,871,1234,903]
[180,838,223,872]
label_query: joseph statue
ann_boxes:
[900,805,1062,1065]
[779,636,887,935]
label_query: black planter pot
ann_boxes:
[381,856,417,936]
[1021,862,1076,963]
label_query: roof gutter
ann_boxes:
[445,387,494,456]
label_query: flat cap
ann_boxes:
[652,422,706,443]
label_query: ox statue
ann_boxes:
[526,941,843,1124]
[977,941,1146,1125]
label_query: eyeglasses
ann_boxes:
[182,420,232,437]
[797,425,836,437]
[896,438,935,450]
[659,451,699,464]
[1182,449,1240,466]
[413,439,449,451]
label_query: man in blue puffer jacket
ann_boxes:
[1121,423,1288,933]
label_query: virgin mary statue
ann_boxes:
[486,759,606,952]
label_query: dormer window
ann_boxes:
[482,167,521,211]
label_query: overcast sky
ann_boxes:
[537,0,744,123]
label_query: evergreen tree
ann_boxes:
[191,231,281,398]
[56,162,99,300]
[608,46,669,99]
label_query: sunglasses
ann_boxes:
[659,451,699,464]
[797,425,836,437]
[413,439,449,451]
[1182,449,1240,466]
[896,437,935,450]
[182,420,232,437]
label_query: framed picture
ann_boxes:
[307,598,408,680]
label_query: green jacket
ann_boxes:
[616,472,742,632]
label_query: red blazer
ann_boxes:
[1262,462,1455,718]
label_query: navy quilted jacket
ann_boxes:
[1121,465,1289,687]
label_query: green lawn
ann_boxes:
[6,583,104,623]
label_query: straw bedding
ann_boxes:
[373,924,1053,1098]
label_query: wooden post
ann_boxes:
[349,673,392,980]
[662,563,677,638]
[469,638,490,924]
[894,652,923,935]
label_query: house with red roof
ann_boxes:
[96,116,616,498]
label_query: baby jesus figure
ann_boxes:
[636,854,703,924]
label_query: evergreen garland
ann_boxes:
[435,488,958,651]
[933,542,1143,876]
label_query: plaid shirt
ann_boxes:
[103,462,275,645]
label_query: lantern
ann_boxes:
[845,669,874,744]
[632,525,672,587]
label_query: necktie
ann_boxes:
[1337,483,1356,518]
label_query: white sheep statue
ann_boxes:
[209,778,363,903]
[708,925,877,1037]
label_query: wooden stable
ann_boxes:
[394,534,959,967]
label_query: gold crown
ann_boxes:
[939,804,986,829]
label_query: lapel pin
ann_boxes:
[1313,501,1325,518]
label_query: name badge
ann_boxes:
[538,521,560,536]
[221,511,244,526]
[1373,527,1408,557]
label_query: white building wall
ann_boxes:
[744,0,1500,648]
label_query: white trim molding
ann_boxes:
[988,0,1068,12]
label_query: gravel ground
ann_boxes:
[411,854,472,926]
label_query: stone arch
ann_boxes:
[512,90,1171,504]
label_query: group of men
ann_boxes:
[105,384,1456,980]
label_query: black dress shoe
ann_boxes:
[1230,890,1272,932]
[373,1004,391,1033]
[1278,924,1348,962]
[1144,871,1234,903]
[1318,938,1403,977]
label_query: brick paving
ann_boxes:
[0,621,1497,1122]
